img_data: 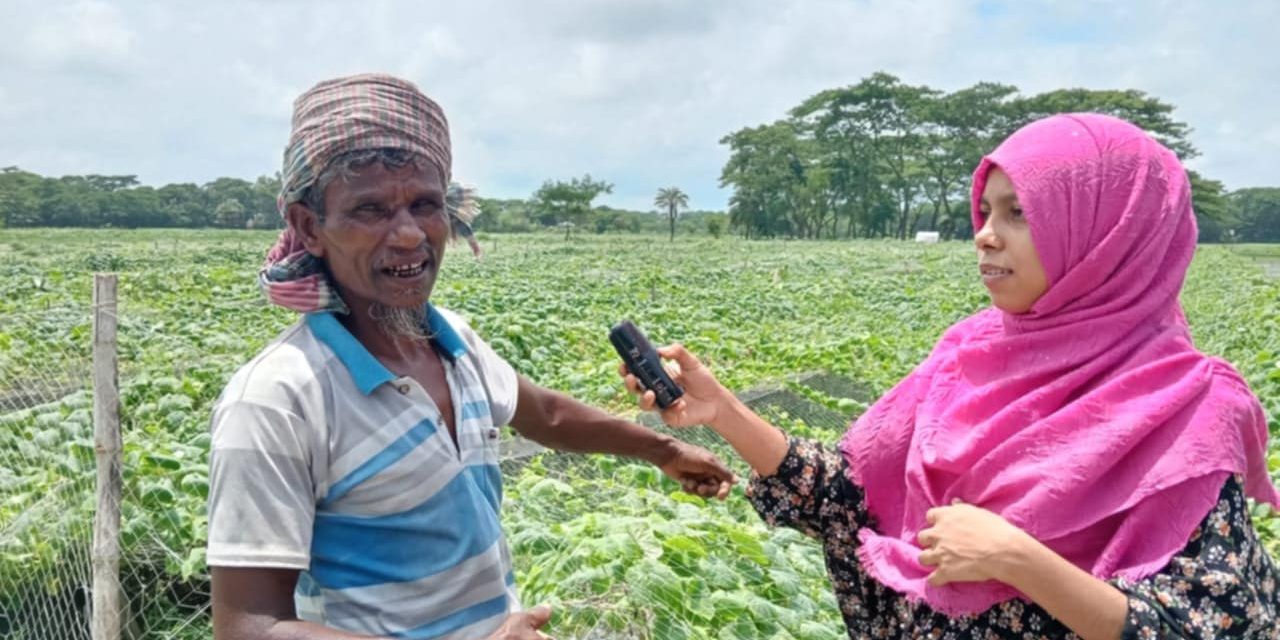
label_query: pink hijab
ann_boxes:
[838,113,1280,616]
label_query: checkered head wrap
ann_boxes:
[259,73,480,314]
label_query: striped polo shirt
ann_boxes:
[207,304,521,639]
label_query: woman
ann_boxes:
[622,114,1280,639]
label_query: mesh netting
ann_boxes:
[5,233,1276,639]
[0,305,96,639]
[495,373,869,639]
[0,295,865,640]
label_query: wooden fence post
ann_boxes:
[91,274,122,640]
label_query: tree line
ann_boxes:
[0,168,284,229]
[718,72,1279,242]
[0,167,732,237]
[472,177,726,238]
[3,71,1279,242]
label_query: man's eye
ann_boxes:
[1011,207,1025,218]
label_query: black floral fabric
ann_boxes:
[746,438,1280,639]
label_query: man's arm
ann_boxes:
[212,567,386,640]
[509,375,680,466]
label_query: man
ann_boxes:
[206,73,735,640]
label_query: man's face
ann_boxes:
[302,161,449,314]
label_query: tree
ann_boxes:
[213,198,247,228]
[0,167,43,227]
[791,72,937,239]
[1185,171,1231,242]
[48,177,100,226]
[113,186,162,227]
[158,183,210,227]
[791,83,883,238]
[720,121,811,238]
[1010,88,1197,159]
[1229,188,1280,242]
[718,72,1237,242]
[654,187,689,241]
[252,173,284,228]
[203,177,257,226]
[706,214,726,239]
[531,174,613,240]
[83,174,140,192]
[916,83,1019,238]
[473,197,536,233]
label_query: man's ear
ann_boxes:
[285,202,325,258]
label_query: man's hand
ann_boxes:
[488,605,553,639]
[916,500,1036,586]
[656,440,736,500]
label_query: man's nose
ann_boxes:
[386,207,427,247]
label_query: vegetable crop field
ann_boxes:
[2,229,1278,639]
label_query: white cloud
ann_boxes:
[0,0,1275,209]
[23,0,136,70]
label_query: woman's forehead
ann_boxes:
[981,168,1018,203]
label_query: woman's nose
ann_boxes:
[974,217,1001,252]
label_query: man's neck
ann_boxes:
[341,300,433,365]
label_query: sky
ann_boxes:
[1,0,1276,212]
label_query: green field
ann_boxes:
[2,229,1279,639]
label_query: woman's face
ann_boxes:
[975,167,1048,314]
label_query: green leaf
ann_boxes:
[626,558,684,612]
[726,528,770,566]
[795,621,843,640]
[145,453,182,471]
[662,534,709,560]
[717,615,757,640]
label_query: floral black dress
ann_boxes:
[746,439,1280,639]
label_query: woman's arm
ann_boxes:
[995,535,1128,639]
[621,343,788,476]
[705,389,790,476]
[1113,476,1278,638]
[920,477,1277,639]
[623,344,868,537]
[918,502,1127,640]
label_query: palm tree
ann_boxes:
[654,187,689,241]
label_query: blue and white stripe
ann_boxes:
[208,304,520,639]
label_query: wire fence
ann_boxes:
[0,280,223,640]
[0,278,865,639]
[8,246,1280,638]
[499,375,866,640]
[0,301,97,640]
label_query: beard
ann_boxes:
[368,302,431,343]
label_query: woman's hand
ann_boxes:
[918,500,1130,640]
[916,500,1036,586]
[618,343,733,428]
[620,343,790,477]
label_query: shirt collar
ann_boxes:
[306,303,470,395]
